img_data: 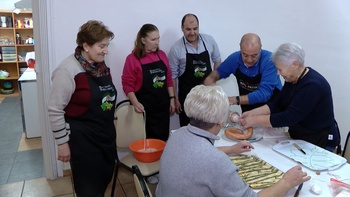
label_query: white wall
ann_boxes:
[0,0,16,10]
[2,0,350,147]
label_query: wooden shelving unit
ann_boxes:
[0,10,34,98]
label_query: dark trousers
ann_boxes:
[179,110,190,127]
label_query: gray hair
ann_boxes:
[271,43,305,66]
[184,85,229,125]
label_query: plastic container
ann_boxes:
[3,81,13,90]
[229,111,240,123]
[16,33,21,44]
[129,139,166,163]
[27,59,35,68]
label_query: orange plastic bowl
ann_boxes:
[129,139,166,163]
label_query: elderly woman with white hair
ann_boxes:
[156,84,310,197]
[240,43,340,151]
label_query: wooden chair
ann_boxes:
[133,165,153,197]
[110,100,159,197]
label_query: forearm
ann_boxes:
[126,92,138,106]
[48,69,74,145]
[255,115,272,127]
[249,105,271,116]
[204,70,220,85]
[217,146,233,154]
[229,95,249,105]
[168,87,175,97]
[218,141,254,155]
[213,60,221,70]
[241,105,272,128]
[48,107,70,145]
[172,79,177,97]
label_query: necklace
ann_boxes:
[295,67,307,83]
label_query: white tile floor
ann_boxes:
[0,136,157,196]
[0,168,157,197]
[0,97,156,196]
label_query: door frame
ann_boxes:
[32,0,60,179]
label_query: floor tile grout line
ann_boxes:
[6,153,16,185]
[20,180,25,197]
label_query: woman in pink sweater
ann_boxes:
[122,24,175,142]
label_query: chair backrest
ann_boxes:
[342,131,350,163]
[132,165,153,197]
[115,100,146,148]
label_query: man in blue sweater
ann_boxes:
[204,33,282,112]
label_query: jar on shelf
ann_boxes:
[16,19,22,28]
[16,33,21,44]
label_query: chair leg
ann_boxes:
[110,163,119,197]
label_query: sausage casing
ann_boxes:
[224,127,253,140]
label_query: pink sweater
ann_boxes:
[122,50,173,95]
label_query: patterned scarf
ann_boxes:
[74,46,109,77]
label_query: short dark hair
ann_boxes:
[181,13,199,27]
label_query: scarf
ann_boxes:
[74,46,109,77]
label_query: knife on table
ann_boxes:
[294,183,303,197]
[293,143,306,155]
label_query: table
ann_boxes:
[215,127,350,197]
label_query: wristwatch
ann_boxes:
[236,96,240,105]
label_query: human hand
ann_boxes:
[133,102,145,113]
[282,165,311,188]
[175,98,182,114]
[240,111,251,118]
[232,141,254,154]
[239,112,256,129]
[258,165,311,197]
[219,141,254,155]
[57,143,71,162]
[203,75,216,86]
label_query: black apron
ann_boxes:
[65,72,117,196]
[135,53,170,141]
[178,35,211,126]
[235,55,279,112]
[289,124,329,148]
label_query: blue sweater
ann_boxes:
[217,49,282,105]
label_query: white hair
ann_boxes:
[184,85,229,124]
[271,43,305,66]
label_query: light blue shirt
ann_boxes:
[168,33,221,79]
